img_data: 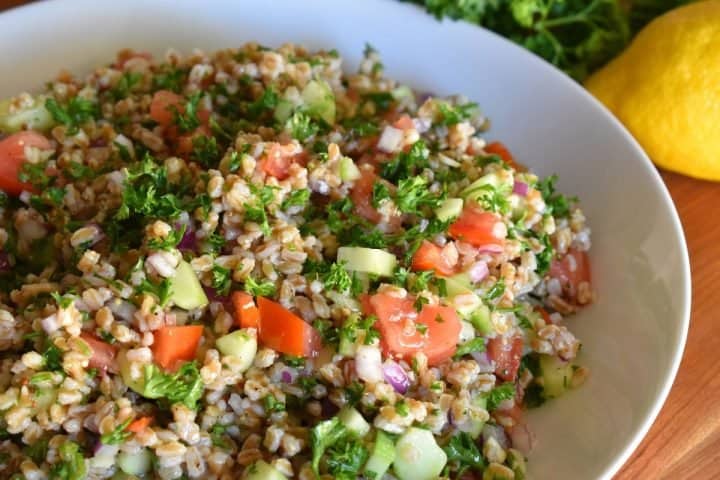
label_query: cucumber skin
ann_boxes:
[337,246,397,277]
[393,428,447,480]
[538,354,573,399]
[364,431,396,480]
[338,406,371,438]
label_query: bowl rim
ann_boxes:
[0,1,692,478]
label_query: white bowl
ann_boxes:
[0,1,691,478]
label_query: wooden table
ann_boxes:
[1,0,719,478]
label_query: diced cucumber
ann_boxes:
[118,351,147,395]
[466,396,488,439]
[435,198,463,222]
[169,261,209,310]
[0,95,54,133]
[117,448,153,476]
[273,99,295,123]
[364,431,396,480]
[391,85,413,101]
[444,272,473,297]
[245,460,287,480]
[338,406,370,438]
[338,334,357,357]
[215,329,257,372]
[461,172,513,201]
[301,80,335,125]
[469,304,493,335]
[507,448,527,480]
[393,428,447,480]
[338,156,361,182]
[538,354,574,399]
[337,247,396,277]
[33,388,57,413]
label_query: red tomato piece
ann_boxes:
[369,293,461,366]
[487,335,524,382]
[256,297,321,358]
[393,114,415,131]
[485,141,524,171]
[350,165,383,223]
[549,249,592,303]
[152,325,204,370]
[411,240,457,277]
[448,206,506,249]
[149,90,183,127]
[79,332,118,374]
[126,416,153,434]
[232,291,260,329]
[0,131,52,195]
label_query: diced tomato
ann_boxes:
[176,125,211,156]
[411,240,457,277]
[485,141,524,171]
[0,131,52,195]
[114,50,153,69]
[537,307,552,324]
[487,335,524,382]
[259,143,306,180]
[126,416,153,434]
[79,332,118,374]
[152,325,204,370]
[368,292,461,366]
[392,114,415,131]
[232,291,260,329]
[150,90,183,127]
[256,297,321,358]
[549,249,592,303]
[350,165,383,223]
[448,206,506,249]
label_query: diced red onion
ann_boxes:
[509,423,536,455]
[355,345,384,383]
[469,261,489,282]
[177,227,197,251]
[377,126,404,153]
[203,286,228,304]
[513,181,529,196]
[413,117,432,134]
[477,243,504,254]
[0,252,10,272]
[482,424,509,450]
[383,361,410,394]
[281,369,295,383]
[471,351,495,373]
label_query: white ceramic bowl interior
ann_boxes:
[0,1,691,478]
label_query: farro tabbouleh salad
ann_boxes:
[0,43,594,480]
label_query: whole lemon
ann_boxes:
[586,0,720,181]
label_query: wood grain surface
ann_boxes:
[1,1,719,478]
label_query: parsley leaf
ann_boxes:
[244,276,276,297]
[147,224,186,251]
[436,101,478,125]
[110,71,143,100]
[263,394,286,413]
[326,438,369,480]
[443,432,484,476]
[536,174,576,218]
[281,188,310,211]
[100,418,132,445]
[142,361,204,409]
[211,264,232,296]
[285,112,319,142]
[484,277,506,302]
[172,92,201,133]
[42,340,64,372]
[381,140,430,183]
[48,441,86,480]
[394,176,443,215]
[137,277,173,307]
[486,382,516,411]
[116,153,185,221]
[311,417,348,475]
[45,96,99,135]
[248,87,279,118]
[536,232,554,276]
[454,337,486,359]
[191,135,221,168]
[323,262,353,293]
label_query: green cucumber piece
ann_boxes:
[0,95,54,133]
[169,261,209,310]
[302,80,335,125]
[538,354,574,399]
[274,99,295,123]
[215,329,257,372]
[393,427,447,480]
[466,396,488,439]
[364,431,396,480]
[338,406,370,438]
[245,460,287,480]
[507,448,527,480]
[117,448,153,476]
[435,198,463,222]
[337,247,396,277]
[338,156,361,182]
[391,85,413,101]
[469,304,493,335]
[461,172,513,201]
[444,272,473,297]
[338,334,357,357]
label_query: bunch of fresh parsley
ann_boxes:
[405,0,689,80]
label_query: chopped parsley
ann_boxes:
[191,135,221,168]
[110,71,143,100]
[263,394,286,413]
[381,140,430,183]
[147,224,186,251]
[48,441,86,480]
[453,337,486,359]
[45,96,99,135]
[172,92,202,133]
[484,277,506,302]
[310,417,348,476]
[211,264,232,296]
[286,112,319,141]
[142,361,204,409]
[137,277,173,307]
[281,188,310,211]
[243,276,276,297]
[100,418,132,445]
[436,101,477,126]
[325,437,369,480]
[394,176,443,215]
[443,432,484,476]
[536,174,577,218]
[486,382,516,411]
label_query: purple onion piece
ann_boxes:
[477,244,504,254]
[469,261,489,283]
[281,369,294,384]
[482,423,509,450]
[513,180,529,196]
[0,252,11,272]
[202,286,228,304]
[177,228,197,251]
[383,361,410,394]
[321,397,340,417]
